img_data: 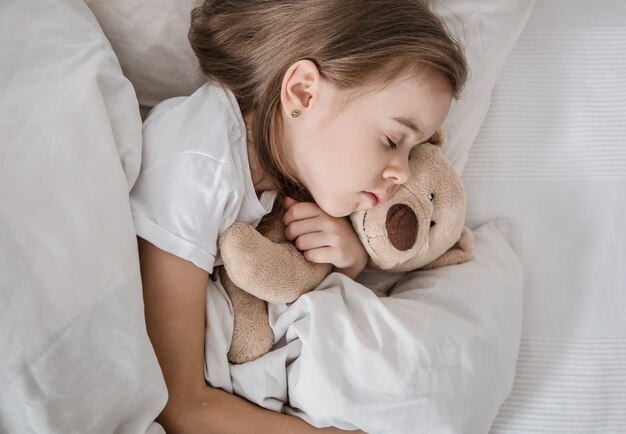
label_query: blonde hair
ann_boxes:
[189,0,468,201]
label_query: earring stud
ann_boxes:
[291,109,300,118]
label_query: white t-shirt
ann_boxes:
[130,82,276,273]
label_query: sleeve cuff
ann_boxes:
[132,212,216,273]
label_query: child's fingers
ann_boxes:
[284,217,324,241]
[293,232,335,252]
[302,246,340,266]
[283,201,323,225]
[303,243,362,270]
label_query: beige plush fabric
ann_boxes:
[219,129,474,364]
[351,130,472,271]
[218,268,274,364]
[219,221,333,305]
[219,218,331,364]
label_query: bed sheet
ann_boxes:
[460,1,626,432]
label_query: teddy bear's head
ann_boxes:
[350,129,472,272]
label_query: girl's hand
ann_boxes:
[283,196,368,280]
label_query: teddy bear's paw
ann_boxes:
[228,313,274,364]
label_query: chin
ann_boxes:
[328,208,351,218]
[314,195,355,218]
[324,203,353,218]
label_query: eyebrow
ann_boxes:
[393,117,422,136]
[393,116,432,145]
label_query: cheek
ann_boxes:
[305,111,376,191]
[313,126,353,168]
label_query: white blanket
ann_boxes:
[204,221,523,433]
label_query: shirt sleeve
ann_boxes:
[129,153,239,274]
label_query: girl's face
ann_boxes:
[280,62,453,217]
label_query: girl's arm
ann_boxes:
[138,237,359,434]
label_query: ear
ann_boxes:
[280,59,321,116]
[427,128,447,151]
[421,226,474,270]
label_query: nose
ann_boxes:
[383,156,411,185]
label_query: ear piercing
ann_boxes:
[291,109,300,118]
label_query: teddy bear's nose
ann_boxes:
[385,204,418,251]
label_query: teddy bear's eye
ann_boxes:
[430,220,437,229]
[429,192,435,202]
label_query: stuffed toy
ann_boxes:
[217,129,473,364]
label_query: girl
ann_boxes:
[131,0,467,432]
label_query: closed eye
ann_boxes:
[386,136,398,150]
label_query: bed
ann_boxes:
[465,1,626,432]
[1,0,624,433]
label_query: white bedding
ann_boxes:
[203,221,523,433]
[0,0,166,432]
[4,0,625,432]
[462,1,626,432]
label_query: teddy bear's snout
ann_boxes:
[385,204,418,251]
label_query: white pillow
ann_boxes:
[435,0,535,172]
[0,0,166,432]
[86,0,534,172]
[84,0,206,119]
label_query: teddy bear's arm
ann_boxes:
[219,223,332,304]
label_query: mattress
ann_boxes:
[461,1,626,432]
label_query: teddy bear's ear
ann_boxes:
[427,128,447,151]
[421,226,474,270]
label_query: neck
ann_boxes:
[244,114,275,192]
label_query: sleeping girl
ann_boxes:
[129,0,467,432]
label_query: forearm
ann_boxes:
[168,385,355,434]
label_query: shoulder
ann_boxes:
[140,82,246,168]
[144,82,243,134]
[132,81,251,224]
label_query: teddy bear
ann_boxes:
[217,129,474,364]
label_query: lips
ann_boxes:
[365,191,393,208]
[364,192,379,207]
[373,192,390,203]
